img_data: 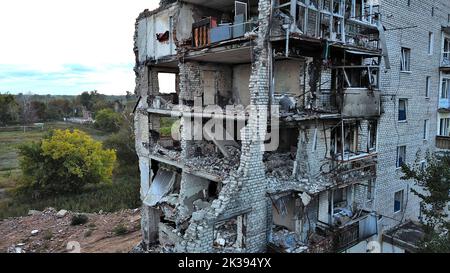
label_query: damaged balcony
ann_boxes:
[315,211,378,252]
[436,136,450,150]
[331,50,382,118]
[314,184,378,252]
[272,0,383,52]
[187,0,259,49]
[271,46,382,121]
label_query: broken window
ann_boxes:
[367,179,375,201]
[330,122,359,159]
[394,190,404,213]
[333,188,348,208]
[401,48,411,72]
[441,78,450,99]
[368,120,377,152]
[396,146,406,168]
[213,215,247,250]
[439,118,450,136]
[398,99,407,121]
[331,187,354,227]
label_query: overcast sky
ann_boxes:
[0,0,162,96]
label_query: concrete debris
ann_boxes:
[185,146,240,180]
[56,210,68,218]
[265,153,294,181]
[299,192,312,206]
[191,210,206,222]
[214,220,238,249]
[271,228,308,253]
[151,144,182,162]
[28,210,41,216]
[7,245,25,253]
[31,230,39,236]
[193,199,211,211]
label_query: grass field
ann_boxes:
[0,122,140,220]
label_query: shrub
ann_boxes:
[17,129,116,197]
[104,129,137,166]
[0,166,140,220]
[113,224,128,236]
[94,109,122,133]
[71,214,89,226]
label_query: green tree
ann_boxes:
[17,129,116,197]
[30,101,47,121]
[0,93,19,126]
[104,109,137,165]
[94,109,122,133]
[401,152,450,253]
[46,99,73,120]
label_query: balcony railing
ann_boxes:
[316,211,378,252]
[327,153,377,185]
[273,0,381,51]
[436,136,450,150]
[192,17,257,48]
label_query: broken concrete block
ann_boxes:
[56,210,68,218]
[28,210,41,216]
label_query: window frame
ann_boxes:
[398,99,408,122]
[394,190,404,213]
[441,78,450,99]
[396,146,406,168]
[425,76,431,98]
[401,47,411,72]
[439,118,450,136]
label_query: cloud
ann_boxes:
[0,63,135,95]
[0,0,159,95]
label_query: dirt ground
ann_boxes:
[0,208,142,253]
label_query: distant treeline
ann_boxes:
[0,91,136,126]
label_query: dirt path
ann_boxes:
[0,208,142,253]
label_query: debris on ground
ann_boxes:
[0,208,142,253]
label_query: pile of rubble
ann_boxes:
[1,208,142,253]
[151,144,182,162]
[185,146,240,180]
[271,228,308,253]
[265,153,294,181]
[214,220,238,249]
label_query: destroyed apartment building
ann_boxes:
[133,0,450,253]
